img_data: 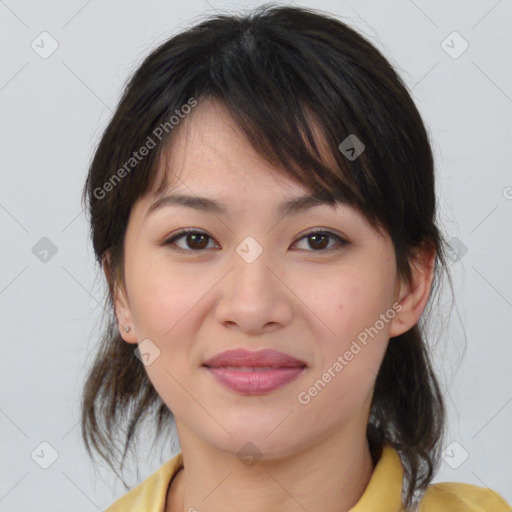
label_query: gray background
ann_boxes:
[1,0,511,510]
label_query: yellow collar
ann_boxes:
[105,443,405,511]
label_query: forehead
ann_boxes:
[152,95,345,196]
[147,98,313,203]
[130,98,380,237]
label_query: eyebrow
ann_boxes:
[145,193,336,219]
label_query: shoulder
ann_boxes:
[103,452,183,512]
[418,481,512,511]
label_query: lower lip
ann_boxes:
[204,366,305,395]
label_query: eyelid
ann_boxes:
[163,228,218,252]
[292,228,349,253]
[162,227,349,254]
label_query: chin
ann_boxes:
[199,419,304,459]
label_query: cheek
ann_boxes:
[309,268,395,392]
[124,261,204,404]
[342,259,395,319]
[127,254,206,338]
[321,275,394,341]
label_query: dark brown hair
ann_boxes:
[81,4,454,509]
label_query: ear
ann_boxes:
[389,243,436,338]
[102,251,138,344]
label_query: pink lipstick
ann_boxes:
[202,348,306,395]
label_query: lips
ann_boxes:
[202,349,306,395]
[202,348,306,369]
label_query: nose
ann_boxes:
[214,246,293,336]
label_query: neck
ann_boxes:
[167,423,375,512]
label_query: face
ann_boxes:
[112,99,413,459]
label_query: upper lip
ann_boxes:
[202,349,306,368]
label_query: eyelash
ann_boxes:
[163,228,348,255]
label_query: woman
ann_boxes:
[80,4,511,511]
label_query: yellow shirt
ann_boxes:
[103,444,511,511]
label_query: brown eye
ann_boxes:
[292,230,348,253]
[307,233,330,250]
[164,230,218,252]
[163,228,348,254]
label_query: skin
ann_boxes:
[106,98,435,512]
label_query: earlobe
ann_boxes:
[115,284,138,344]
[389,245,436,338]
[102,251,138,344]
